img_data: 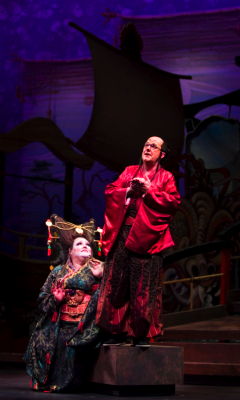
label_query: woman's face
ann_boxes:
[69,237,92,260]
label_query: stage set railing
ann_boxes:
[162,220,240,309]
[0,226,47,261]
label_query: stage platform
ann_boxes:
[90,344,183,395]
[0,314,240,388]
[163,314,240,341]
[159,314,240,377]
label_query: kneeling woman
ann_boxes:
[24,215,103,392]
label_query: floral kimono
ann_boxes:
[24,263,101,392]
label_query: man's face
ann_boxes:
[142,136,164,165]
[69,237,92,259]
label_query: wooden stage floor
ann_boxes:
[0,365,240,400]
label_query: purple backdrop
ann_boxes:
[0,0,240,233]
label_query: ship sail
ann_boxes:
[70,22,191,171]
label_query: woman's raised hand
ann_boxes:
[89,259,104,278]
[52,281,65,302]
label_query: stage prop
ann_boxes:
[90,345,183,396]
[0,117,93,169]
[184,89,240,119]
[69,22,191,172]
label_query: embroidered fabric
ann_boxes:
[60,293,91,322]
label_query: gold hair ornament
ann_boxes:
[45,219,103,257]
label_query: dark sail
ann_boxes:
[70,22,191,172]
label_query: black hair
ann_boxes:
[160,142,171,168]
[161,141,170,156]
[49,240,69,266]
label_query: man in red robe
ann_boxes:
[96,136,181,346]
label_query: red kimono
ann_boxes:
[97,165,180,338]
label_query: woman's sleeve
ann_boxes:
[37,268,60,316]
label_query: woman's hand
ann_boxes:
[89,259,104,278]
[52,282,65,303]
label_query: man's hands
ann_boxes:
[127,177,150,198]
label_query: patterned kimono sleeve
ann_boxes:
[37,266,61,317]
